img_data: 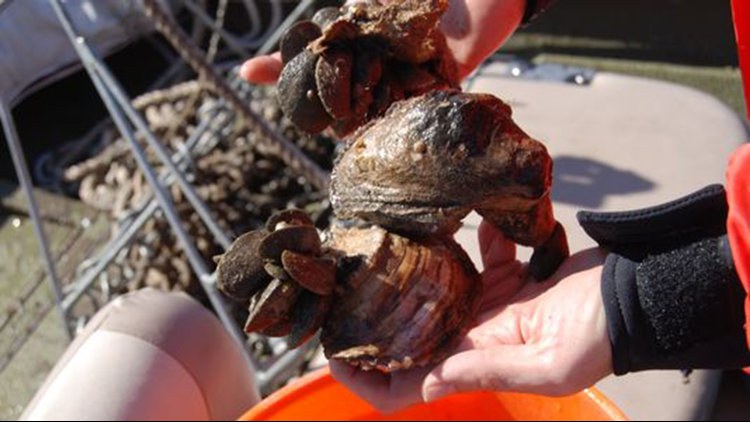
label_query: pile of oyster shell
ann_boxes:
[218,0,569,373]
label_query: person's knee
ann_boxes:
[24,289,260,421]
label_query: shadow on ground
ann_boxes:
[552,156,656,209]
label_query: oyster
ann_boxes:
[277,0,459,136]
[333,90,569,280]
[218,91,568,372]
[321,226,481,372]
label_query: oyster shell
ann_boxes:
[321,226,482,373]
[332,90,569,280]
[277,0,459,136]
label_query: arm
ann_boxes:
[332,148,750,413]
[727,144,750,348]
[581,184,750,374]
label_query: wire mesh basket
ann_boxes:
[1,0,341,396]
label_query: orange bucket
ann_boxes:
[239,368,627,421]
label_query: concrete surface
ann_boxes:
[454,63,747,421]
[0,181,109,421]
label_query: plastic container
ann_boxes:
[239,369,627,421]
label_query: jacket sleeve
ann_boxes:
[727,144,750,348]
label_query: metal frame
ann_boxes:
[0,0,325,393]
[50,0,256,372]
[0,101,72,341]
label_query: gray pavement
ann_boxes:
[0,181,109,421]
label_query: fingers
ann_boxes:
[445,0,525,77]
[479,259,526,310]
[479,220,517,270]
[240,53,283,85]
[330,361,430,414]
[422,347,546,403]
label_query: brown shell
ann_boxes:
[281,250,336,296]
[245,278,304,335]
[321,226,482,373]
[280,21,322,65]
[288,292,332,349]
[331,90,555,245]
[258,225,322,261]
[316,49,354,120]
[216,230,272,301]
[335,0,452,66]
[266,209,315,232]
[277,50,332,135]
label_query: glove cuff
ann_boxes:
[578,185,729,249]
[602,236,749,375]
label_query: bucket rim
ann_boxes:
[239,367,628,421]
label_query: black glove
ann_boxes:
[578,185,750,375]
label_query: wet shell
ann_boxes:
[246,278,304,335]
[288,292,333,349]
[332,90,553,242]
[258,225,322,261]
[281,251,336,296]
[276,0,458,136]
[321,226,482,373]
[216,230,272,301]
[280,21,322,65]
[278,50,333,135]
[316,49,354,120]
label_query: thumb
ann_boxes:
[421,347,543,403]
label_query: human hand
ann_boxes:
[240,0,526,84]
[330,221,614,414]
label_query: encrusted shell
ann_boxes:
[277,0,459,136]
[321,226,482,373]
[332,90,554,244]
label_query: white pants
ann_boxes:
[22,289,260,421]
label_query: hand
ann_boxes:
[330,221,614,414]
[240,0,526,84]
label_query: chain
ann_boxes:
[140,0,331,193]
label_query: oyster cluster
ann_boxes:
[278,0,459,136]
[218,0,569,373]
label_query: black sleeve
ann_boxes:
[523,0,558,25]
[579,185,750,375]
